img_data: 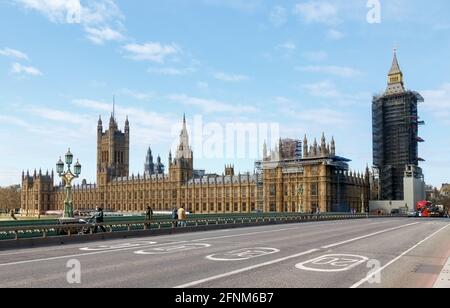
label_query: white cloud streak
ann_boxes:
[293,1,339,24]
[213,72,250,82]
[0,48,29,61]
[123,43,180,63]
[11,62,43,76]
[297,65,361,78]
[167,94,258,114]
[269,6,287,27]
[14,0,125,44]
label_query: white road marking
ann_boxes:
[206,248,280,261]
[174,249,320,288]
[0,241,188,267]
[0,219,411,267]
[434,257,450,288]
[175,221,426,288]
[350,223,450,288]
[0,218,398,257]
[80,241,157,251]
[135,243,211,255]
[296,254,369,272]
[321,222,420,249]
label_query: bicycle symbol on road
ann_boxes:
[296,254,369,272]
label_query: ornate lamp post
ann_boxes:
[56,149,82,218]
[297,185,304,213]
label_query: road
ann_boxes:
[0,218,449,288]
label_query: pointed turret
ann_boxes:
[262,141,268,160]
[386,49,405,94]
[331,136,336,156]
[125,116,130,134]
[321,133,326,156]
[313,138,318,157]
[303,135,308,158]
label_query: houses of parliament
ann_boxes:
[21,114,370,216]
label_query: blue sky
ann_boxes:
[1,0,450,187]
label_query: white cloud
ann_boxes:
[15,0,125,44]
[123,43,180,63]
[302,51,328,62]
[293,1,338,24]
[72,98,177,144]
[213,72,250,82]
[197,82,209,90]
[29,107,91,125]
[327,29,345,40]
[294,108,349,126]
[11,62,43,76]
[269,6,287,27]
[84,26,125,45]
[119,88,154,101]
[147,67,194,76]
[167,94,257,114]
[302,80,341,98]
[0,48,29,61]
[277,41,296,51]
[422,83,450,123]
[297,65,361,78]
[202,0,262,12]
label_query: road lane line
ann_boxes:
[174,249,320,288]
[350,223,450,289]
[321,222,420,249]
[191,219,404,243]
[174,221,424,288]
[0,241,187,267]
[0,218,398,257]
[0,219,407,266]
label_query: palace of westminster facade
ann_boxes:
[21,112,370,216]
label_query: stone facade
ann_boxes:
[21,116,369,216]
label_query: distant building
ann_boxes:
[21,115,369,216]
[372,50,425,200]
[370,51,426,213]
[441,184,450,197]
[144,147,165,176]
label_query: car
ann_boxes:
[407,211,419,217]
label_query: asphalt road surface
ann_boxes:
[0,218,449,288]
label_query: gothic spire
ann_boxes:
[386,49,405,94]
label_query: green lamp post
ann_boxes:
[56,149,82,218]
[297,185,304,213]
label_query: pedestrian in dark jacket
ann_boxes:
[145,206,153,229]
[92,207,106,233]
[171,208,178,228]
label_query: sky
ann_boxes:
[0,0,450,188]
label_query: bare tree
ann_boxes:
[0,185,21,213]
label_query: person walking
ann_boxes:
[10,209,17,221]
[145,206,153,229]
[177,206,187,227]
[91,207,106,233]
[171,208,178,228]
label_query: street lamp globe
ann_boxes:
[74,159,82,176]
[65,148,73,166]
[56,157,64,175]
